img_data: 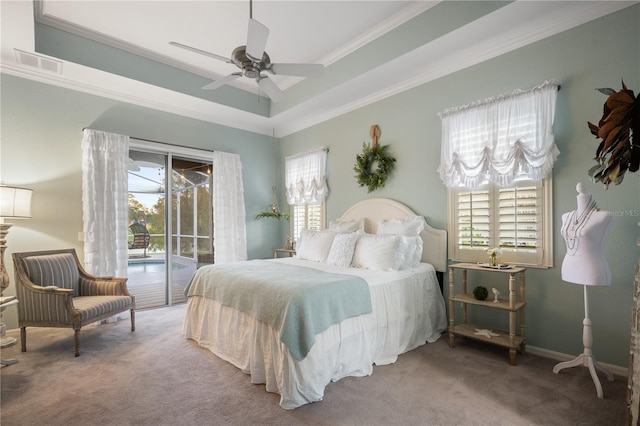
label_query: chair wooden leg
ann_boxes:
[130,309,135,332]
[74,329,80,357]
[20,326,26,352]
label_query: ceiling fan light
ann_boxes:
[244,66,261,79]
[170,0,321,103]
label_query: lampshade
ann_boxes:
[0,185,33,219]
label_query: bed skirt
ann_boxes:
[182,262,447,409]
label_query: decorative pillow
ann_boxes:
[401,235,424,269]
[326,232,359,268]
[377,215,426,269]
[377,215,426,237]
[329,218,365,233]
[295,229,336,262]
[352,233,407,271]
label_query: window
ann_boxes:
[439,81,559,268]
[285,147,329,242]
[291,203,325,241]
[127,140,215,309]
[449,177,552,267]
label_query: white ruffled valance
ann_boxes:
[285,148,329,206]
[437,81,560,188]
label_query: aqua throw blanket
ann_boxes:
[184,260,372,360]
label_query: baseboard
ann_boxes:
[527,344,628,379]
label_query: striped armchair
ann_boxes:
[12,249,135,356]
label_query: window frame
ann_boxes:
[447,176,553,268]
[290,202,326,242]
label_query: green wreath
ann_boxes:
[353,142,396,193]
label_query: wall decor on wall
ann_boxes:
[587,80,639,188]
[353,125,396,193]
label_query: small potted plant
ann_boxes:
[486,247,502,267]
[255,203,290,220]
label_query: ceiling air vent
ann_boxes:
[14,49,62,74]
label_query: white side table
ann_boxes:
[273,249,296,259]
[1,296,19,366]
[448,263,527,365]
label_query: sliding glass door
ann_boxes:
[170,156,213,306]
[127,144,213,309]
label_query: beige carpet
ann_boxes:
[1,304,627,425]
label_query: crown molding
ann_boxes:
[9,0,636,138]
[274,1,636,137]
[0,60,273,136]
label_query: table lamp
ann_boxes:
[1,184,33,295]
[0,184,32,353]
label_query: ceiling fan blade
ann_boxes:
[202,73,242,91]
[258,77,284,102]
[169,41,231,63]
[246,18,269,60]
[269,63,325,78]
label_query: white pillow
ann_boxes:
[329,218,365,233]
[377,215,426,269]
[401,235,424,269]
[377,215,426,237]
[326,232,359,268]
[352,233,407,271]
[295,230,336,262]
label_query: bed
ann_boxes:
[182,198,448,409]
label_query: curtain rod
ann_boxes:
[437,80,560,118]
[285,146,329,160]
[82,128,214,154]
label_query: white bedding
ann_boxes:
[182,257,447,409]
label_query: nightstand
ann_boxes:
[448,262,527,365]
[273,249,296,259]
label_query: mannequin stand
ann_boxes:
[552,285,613,398]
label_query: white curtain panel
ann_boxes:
[438,80,560,188]
[212,151,247,264]
[81,129,130,278]
[285,148,329,205]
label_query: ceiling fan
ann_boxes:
[169,0,324,102]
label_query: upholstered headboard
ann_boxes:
[335,198,447,273]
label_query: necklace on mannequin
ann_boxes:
[562,197,598,256]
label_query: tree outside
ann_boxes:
[128,184,212,258]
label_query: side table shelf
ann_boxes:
[448,262,527,365]
[273,249,296,259]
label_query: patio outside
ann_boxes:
[127,152,213,309]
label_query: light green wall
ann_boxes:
[280,6,640,367]
[0,75,288,329]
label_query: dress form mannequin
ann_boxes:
[554,182,614,398]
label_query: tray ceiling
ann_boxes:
[1,1,635,136]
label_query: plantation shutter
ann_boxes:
[498,184,540,253]
[457,189,491,251]
[292,204,323,241]
[306,204,322,231]
[292,206,306,240]
[452,179,546,265]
